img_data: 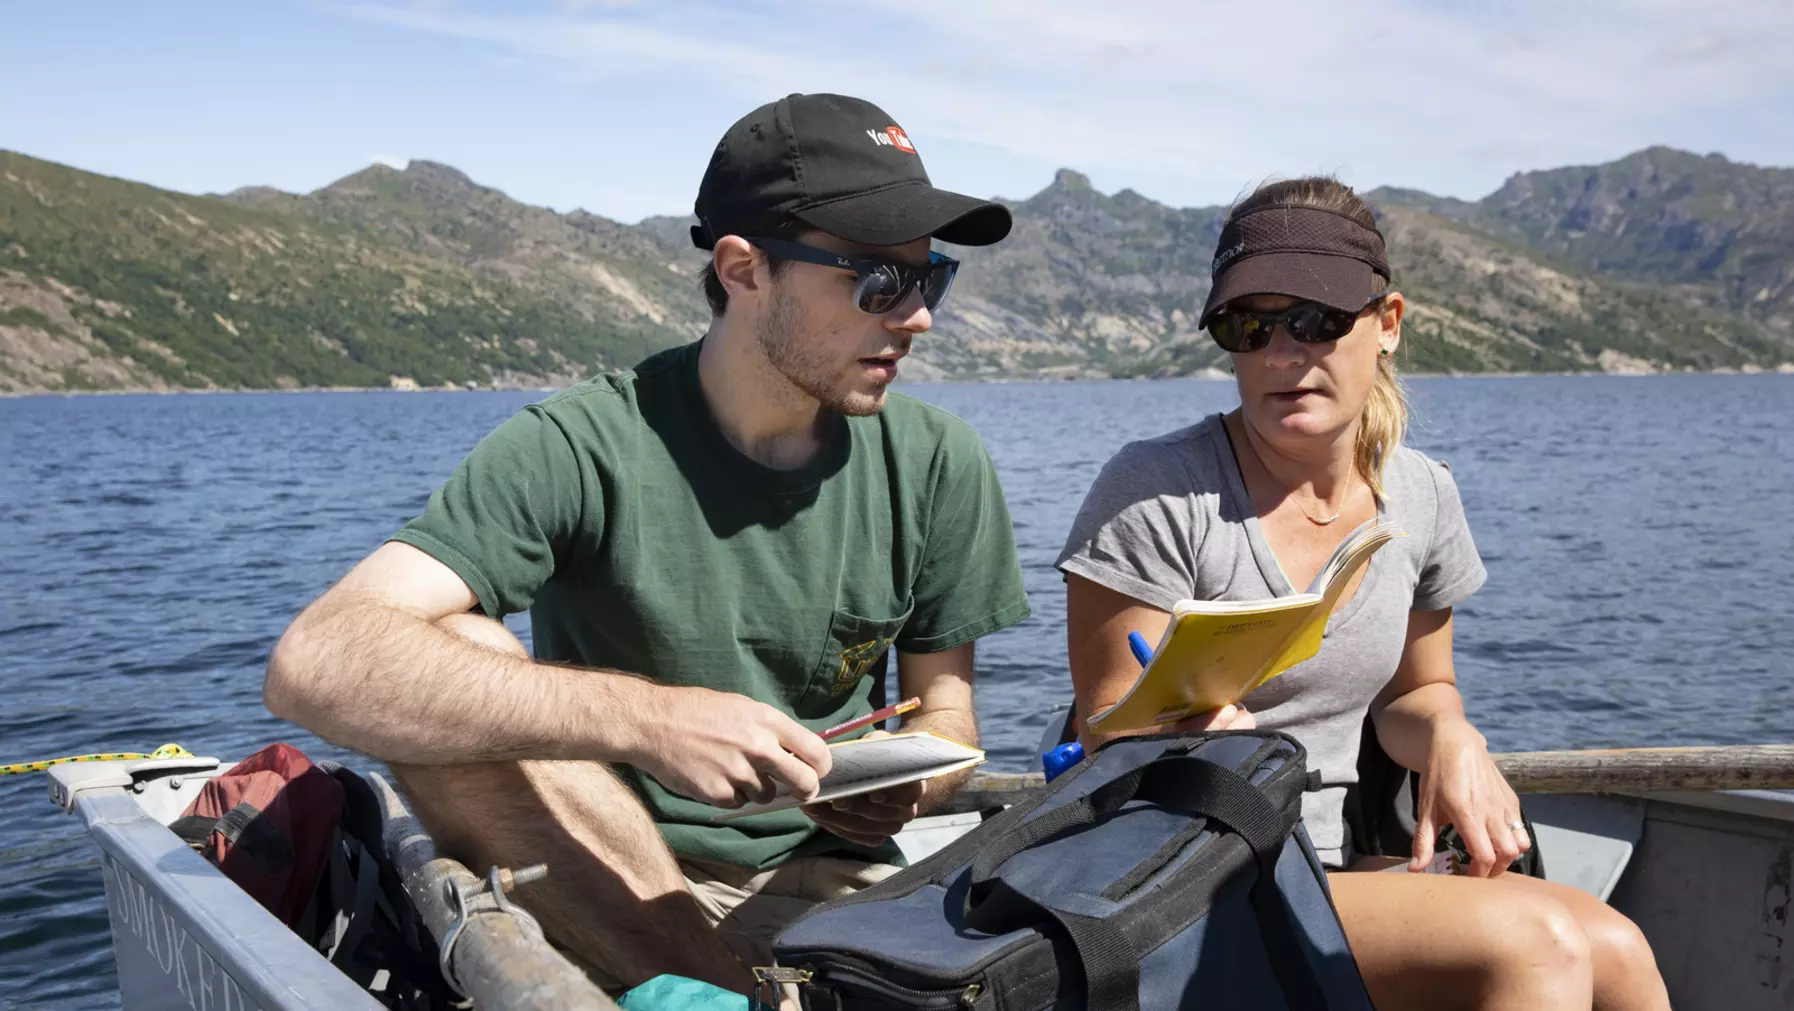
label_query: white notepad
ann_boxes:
[714,732,985,821]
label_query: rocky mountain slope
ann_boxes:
[3,146,1789,394]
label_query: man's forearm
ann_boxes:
[902,706,980,815]
[265,596,646,765]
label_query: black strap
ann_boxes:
[327,841,383,975]
[1154,760,1290,861]
[966,756,1332,1011]
[960,766,1155,1009]
[966,765,1149,903]
[169,814,217,849]
[214,802,259,844]
[1049,909,1139,1011]
[171,803,294,876]
[1167,762,1329,1011]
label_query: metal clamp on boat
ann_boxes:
[751,967,813,1010]
[45,751,221,814]
[437,862,549,997]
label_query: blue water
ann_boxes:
[2,374,1791,1008]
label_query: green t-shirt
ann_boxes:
[391,341,1030,869]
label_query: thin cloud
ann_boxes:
[341,0,1794,208]
[370,153,410,170]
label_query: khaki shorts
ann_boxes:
[581,855,902,995]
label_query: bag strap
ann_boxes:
[965,755,1332,1011]
[959,765,1160,1010]
[1172,761,1330,1011]
[967,764,1151,896]
[169,814,217,849]
[169,802,294,876]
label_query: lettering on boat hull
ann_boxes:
[100,852,264,1011]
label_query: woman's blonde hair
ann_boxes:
[1224,177,1408,498]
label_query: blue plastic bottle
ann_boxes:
[1043,630,1153,782]
[1042,740,1084,782]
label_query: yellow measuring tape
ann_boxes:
[0,743,194,777]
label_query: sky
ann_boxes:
[4,1,1792,224]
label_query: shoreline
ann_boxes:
[3,363,1793,400]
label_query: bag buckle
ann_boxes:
[751,967,813,1010]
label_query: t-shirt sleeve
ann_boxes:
[1413,459,1486,612]
[1054,440,1201,613]
[389,406,588,618]
[895,423,1031,653]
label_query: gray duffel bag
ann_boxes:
[773,731,1375,1010]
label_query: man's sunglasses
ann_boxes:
[1207,291,1390,353]
[749,237,959,315]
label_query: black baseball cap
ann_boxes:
[1199,203,1391,330]
[691,94,1012,251]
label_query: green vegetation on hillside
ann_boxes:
[1,151,684,392]
[2,145,1789,394]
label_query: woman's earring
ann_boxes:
[1379,348,1390,357]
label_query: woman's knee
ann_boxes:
[1580,904,1660,978]
[1493,893,1595,999]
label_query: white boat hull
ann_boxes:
[49,755,383,1011]
[49,755,1794,1010]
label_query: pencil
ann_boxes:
[820,697,921,741]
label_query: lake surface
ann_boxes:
[2,374,1791,1008]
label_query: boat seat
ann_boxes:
[1516,794,1645,901]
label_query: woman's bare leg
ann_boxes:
[1332,860,1669,1011]
[1329,866,1594,1010]
[1479,872,1670,1011]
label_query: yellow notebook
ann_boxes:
[1087,520,1401,733]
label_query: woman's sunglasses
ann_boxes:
[749,237,959,316]
[1207,291,1389,354]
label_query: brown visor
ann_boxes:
[1199,204,1390,330]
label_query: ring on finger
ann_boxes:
[1507,818,1526,834]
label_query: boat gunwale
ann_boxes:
[64,776,386,1010]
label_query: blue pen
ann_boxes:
[1045,631,1156,783]
[1128,630,1154,668]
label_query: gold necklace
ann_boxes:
[1301,501,1343,526]
[1239,421,1353,526]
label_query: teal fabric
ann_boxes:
[617,974,750,1010]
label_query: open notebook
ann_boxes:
[714,732,985,821]
[1088,519,1402,733]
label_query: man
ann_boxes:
[263,93,1028,995]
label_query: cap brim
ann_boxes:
[794,181,1012,247]
[1200,252,1379,329]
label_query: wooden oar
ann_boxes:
[369,773,620,1010]
[941,744,1794,814]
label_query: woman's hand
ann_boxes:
[1080,703,1256,753]
[1412,719,1528,877]
[1169,703,1257,733]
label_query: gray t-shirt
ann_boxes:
[1056,413,1486,866]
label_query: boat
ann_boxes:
[43,741,1794,1010]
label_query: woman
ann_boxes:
[1057,178,1668,1010]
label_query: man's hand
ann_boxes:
[802,781,924,848]
[801,731,924,847]
[622,684,832,809]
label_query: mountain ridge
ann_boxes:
[3,146,1791,394]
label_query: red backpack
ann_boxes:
[173,742,344,925]
[172,743,453,1009]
